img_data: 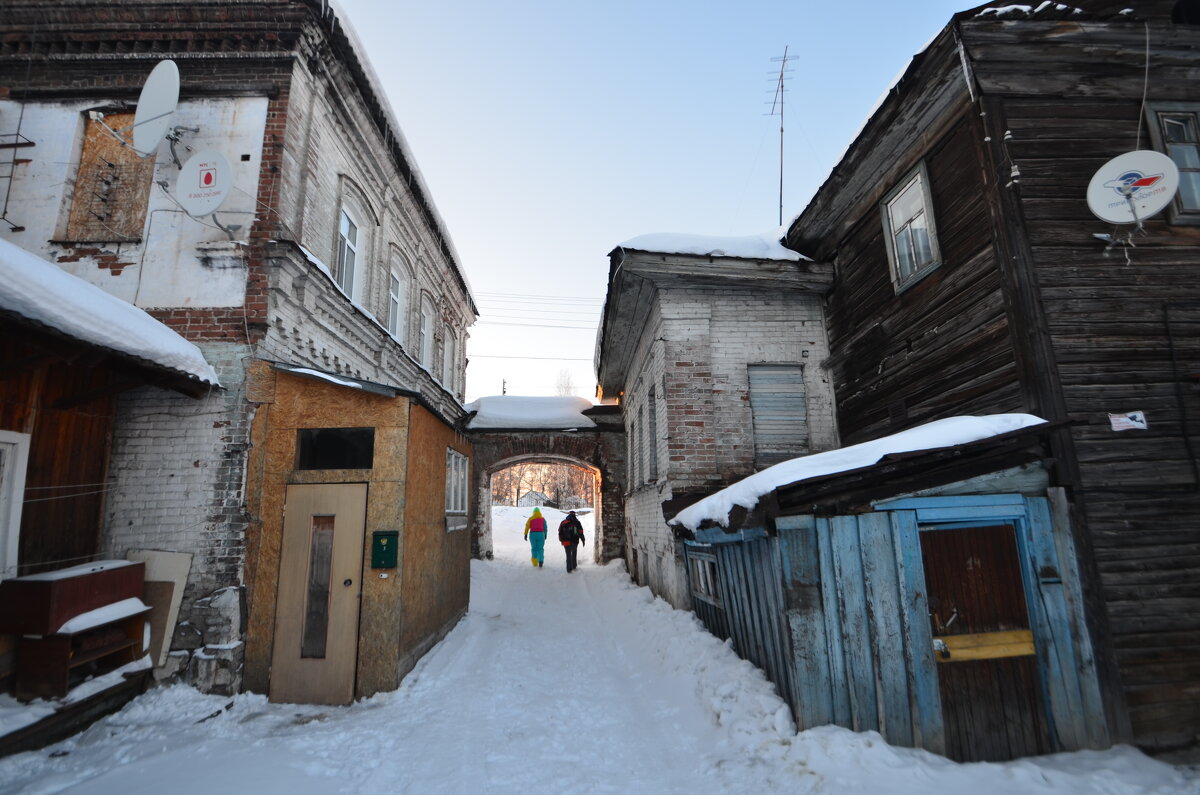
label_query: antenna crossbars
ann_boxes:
[768,47,792,226]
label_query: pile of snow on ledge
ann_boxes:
[619,228,804,261]
[674,414,1047,531]
[0,237,219,386]
[465,395,596,430]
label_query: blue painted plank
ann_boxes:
[858,511,912,746]
[1044,493,1111,748]
[816,517,852,726]
[907,504,1027,523]
[891,510,944,755]
[829,515,879,732]
[1017,500,1083,751]
[778,517,834,728]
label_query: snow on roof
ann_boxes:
[673,414,1047,531]
[464,395,596,430]
[618,228,805,262]
[0,237,220,387]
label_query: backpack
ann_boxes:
[558,516,581,543]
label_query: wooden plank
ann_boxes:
[829,515,879,732]
[816,518,852,725]
[891,510,944,754]
[934,629,1035,662]
[1041,494,1112,748]
[1018,501,1084,751]
[777,516,834,728]
[858,511,912,746]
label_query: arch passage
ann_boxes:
[468,428,625,563]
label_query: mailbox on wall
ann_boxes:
[371,530,398,569]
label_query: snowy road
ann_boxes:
[0,506,1196,794]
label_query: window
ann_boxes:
[880,162,941,291]
[646,388,659,481]
[64,111,154,242]
[748,364,809,469]
[443,327,456,388]
[387,267,407,342]
[419,298,435,368]
[1146,103,1200,223]
[296,427,375,470]
[638,404,647,485]
[334,209,359,296]
[446,448,469,531]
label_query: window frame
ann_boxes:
[386,259,408,343]
[1145,101,1200,225]
[445,448,469,531]
[879,161,942,293]
[334,208,360,297]
[419,297,435,369]
[442,326,456,389]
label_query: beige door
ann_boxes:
[270,483,367,705]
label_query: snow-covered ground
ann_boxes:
[1,505,1195,794]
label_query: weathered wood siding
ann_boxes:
[959,13,1200,750]
[821,116,1022,445]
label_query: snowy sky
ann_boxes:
[331,0,974,402]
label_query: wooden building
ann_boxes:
[775,0,1199,755]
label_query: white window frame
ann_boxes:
[0,430,31,581]
[442,327,456,389]
[880,161,941,293]
[387,265,408,343]
[334,208,360,297]
[445,448,469,531]
[1145,102,1200,225]
[419,298,435,368]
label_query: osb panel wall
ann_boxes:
[399,405,472,678]
[241,361,411,697]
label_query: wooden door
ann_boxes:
[270,483,366,705]
[920,524,1052,761]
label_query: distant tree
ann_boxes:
[554,368,576,397]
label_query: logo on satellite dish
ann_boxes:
[1103,170,1165,197]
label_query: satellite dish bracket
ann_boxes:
[166,125,200,169]
[211,211,241,242]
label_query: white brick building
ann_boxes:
[1,0,476,702]
[595,233,838,607]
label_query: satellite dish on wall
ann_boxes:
[1086,150,1180,225]
[175,149,232,217]
[132,60,180,156]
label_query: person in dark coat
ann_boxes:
[558,510,585,573]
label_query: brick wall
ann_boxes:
[619,283,837,609]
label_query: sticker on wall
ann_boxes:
[1108,411,1149,431]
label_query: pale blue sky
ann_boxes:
[334,0,974,400]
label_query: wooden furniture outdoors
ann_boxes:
[0,561,149,700]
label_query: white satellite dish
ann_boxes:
[132,60,180,156]
[175,149,232,217]
[1086,150,1180,225]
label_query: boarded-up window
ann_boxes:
[65,112,154,242]
[646,388,658,481]
[748,364,809,469]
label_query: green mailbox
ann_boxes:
[371,530,398,569]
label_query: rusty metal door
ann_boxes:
[920,524,1052,761]
[270,483,366,705]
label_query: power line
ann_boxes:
[471,354,592,361]
[474,320,595,330]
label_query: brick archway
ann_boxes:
[467,407,625,563]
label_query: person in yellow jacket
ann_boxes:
[523,507,547,567]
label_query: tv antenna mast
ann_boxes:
[769,47,793,227]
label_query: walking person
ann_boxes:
[524,507,547,568]
[558,510,585,573]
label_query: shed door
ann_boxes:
[270,483,366,705]
[920,524,1052,761]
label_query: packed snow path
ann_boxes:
[0,507,1195,794]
